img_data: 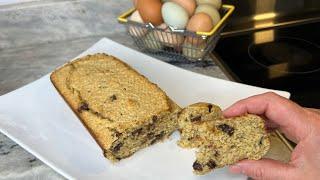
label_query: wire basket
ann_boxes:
[118,5,235,61]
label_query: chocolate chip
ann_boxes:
[150,132,165,145]
[177,111,182,118]
[259,137,264,145]
[152,115,158,122]
[214,150,220,157]
[207,160,216,169]
[150,139,157,145]
[208,104,213,113]
[190,115,202,122]
[155,131,165,139]
[147,132,154,139]
[148,122,155,130]
[112,142,123,153]
[78,102,89,112]
[132,128,143,136]
[193,161,203,171]
[217,124,234,136]
[112,130,122,138]
[110,95,117,101]
[103,150,108,157]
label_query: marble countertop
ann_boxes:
[0,0,227,179]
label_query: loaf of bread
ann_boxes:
[51,53,181,162]
[177,103,270,175]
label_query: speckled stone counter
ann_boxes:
[0,0,228,179]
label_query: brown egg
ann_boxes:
[187,13,213,32]
[137,0,163,26]
[186,13,213,44]
[171,0,196,16]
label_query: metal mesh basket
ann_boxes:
[118,5,235,61]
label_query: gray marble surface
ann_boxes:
[0,0,227,179]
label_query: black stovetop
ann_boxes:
[215,22,320,108]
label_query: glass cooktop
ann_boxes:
[214,22,320,108]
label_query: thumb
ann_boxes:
[229,159,294,180]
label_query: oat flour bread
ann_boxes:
[177,103,270,175]
[51,53,181,162]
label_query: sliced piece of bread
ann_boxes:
[177,103,270,175]
[51,53,181,162]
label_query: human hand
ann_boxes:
[223,92,320,180]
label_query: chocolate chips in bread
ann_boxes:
[177,103,270,175]
[51,53,181,162]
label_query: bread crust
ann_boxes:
[51,53,180,161]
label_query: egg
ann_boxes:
[143,32,163,50]
[186,13,213,44]
[182,41,206,60]
[196,0,222,9]
[195,4,221,26]
[162,2,189,29]
[153,23,184,47]
[137,0,163,26]
[128,10,147,37]
[187,13,213,32]
[171,0,196,16]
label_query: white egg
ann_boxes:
[196,0,221,9]
[162,2,189,29]
[195,4,221,26]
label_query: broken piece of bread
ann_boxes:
[177,102,270,175]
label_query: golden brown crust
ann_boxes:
[51,53,181,161]
[50,60,112,153]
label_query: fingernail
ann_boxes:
[229,164,242,174]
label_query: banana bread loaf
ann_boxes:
[51,53,181,162]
